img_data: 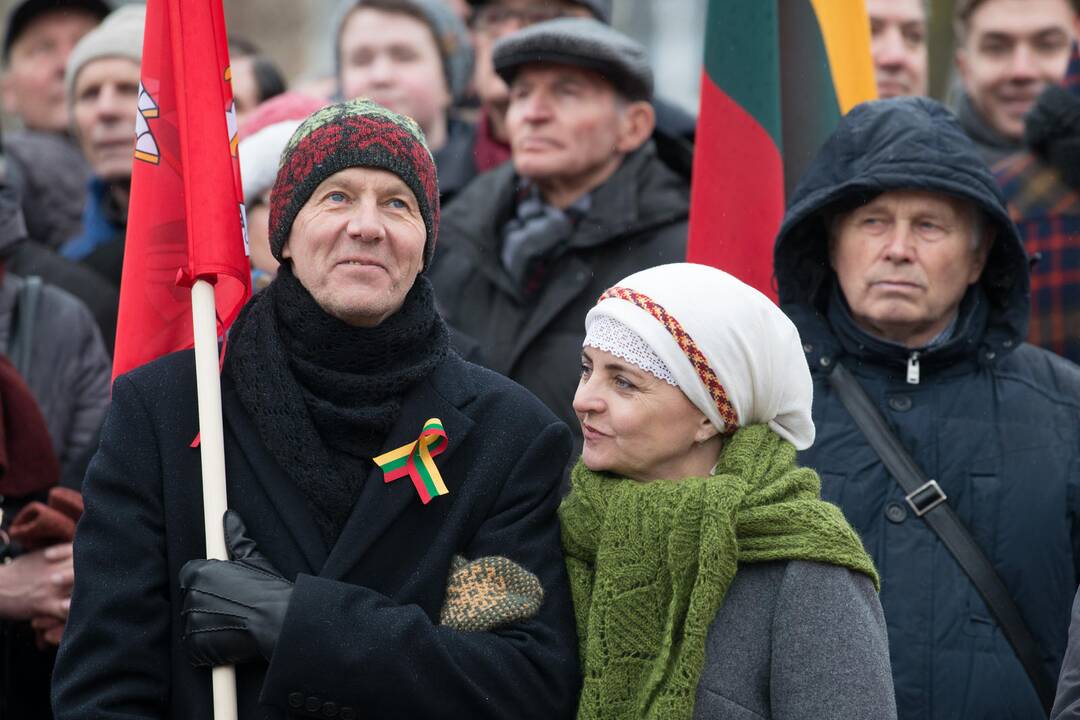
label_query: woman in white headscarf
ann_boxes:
[559,263,897,720]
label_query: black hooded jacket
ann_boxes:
[775,97,1080,720]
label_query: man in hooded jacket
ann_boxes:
[774,96,1080,719]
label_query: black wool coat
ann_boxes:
[52,350,580,719]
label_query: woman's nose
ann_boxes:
[572,376,604,416]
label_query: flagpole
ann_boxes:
[191,278,239,720]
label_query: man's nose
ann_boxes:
[1005,43,1040,81]
[874,26,907,68]
[95,84,127,119]
[368,54,394,84]
[345,199,386,241]
[881,224,917,261]
[517,93,553,123]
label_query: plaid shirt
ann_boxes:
[995,152,1080,362]
[994,43,1080,363]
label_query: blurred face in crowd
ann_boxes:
[470,0,595,141]
[506,64,655,208]
[574,347,722,483]
[867,0,929,97]
[830,190,990,348]
[230,56,261,126]
[955,0,1079,139]
[2,9,99,131]
[339,8,451,149]
[71,57,141,182]
[246,192,278,276]
[283,167,426,327]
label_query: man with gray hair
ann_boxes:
[430,17,688,439]
[775,95,1080,719]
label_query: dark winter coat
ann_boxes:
[3,130,90,251]
[0,274,110,478]
[52,350,580,719]
[775,96,1080,720]
[429,141,688,435]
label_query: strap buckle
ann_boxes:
[906,480,947,517]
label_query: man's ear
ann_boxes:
[615,100,656,154]
[280,238,291,260]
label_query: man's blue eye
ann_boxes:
[328,191,347,203]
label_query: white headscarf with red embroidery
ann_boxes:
[583,263,815,450]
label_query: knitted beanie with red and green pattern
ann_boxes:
[268,99,440,267]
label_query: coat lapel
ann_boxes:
[319,356,475,580]
[221,379,329,574]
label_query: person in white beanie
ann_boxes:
[59,2,145,289]
[558,262,897,720]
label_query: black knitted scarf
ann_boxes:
[225,266,449,545]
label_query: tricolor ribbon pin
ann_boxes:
[373,418,449,504]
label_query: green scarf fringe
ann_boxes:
[559,424,878,720]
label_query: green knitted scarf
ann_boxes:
[559,424,878,720]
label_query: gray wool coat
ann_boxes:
[695,560,897,720]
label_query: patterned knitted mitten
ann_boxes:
[439,555,544,632]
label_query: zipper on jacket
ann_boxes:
[906,351,920,385]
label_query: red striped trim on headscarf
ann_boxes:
[598,286,739,431]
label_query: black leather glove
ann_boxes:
[179,510,293,667]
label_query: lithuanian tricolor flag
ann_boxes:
[687,0,877,301]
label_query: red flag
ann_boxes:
[112,0,251,382]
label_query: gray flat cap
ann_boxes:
[493,16,653,101]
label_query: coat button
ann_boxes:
[820,356,832,367]
[341,708,357,720]
[288,693,304,709]
[1003,339,1014,348]
[885,502,908,523]
[803,343,813,353]
[322,702,339,717]
[888,395,912,412]
[306,697,322,713]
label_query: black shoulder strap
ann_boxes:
[9,275,42,384]
[827,361,1055,715]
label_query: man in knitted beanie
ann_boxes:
[58,3,145,289]
[52,98,579,719]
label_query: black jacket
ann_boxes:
[52,350,580,719]
[775,97,1080,720]
[429,141,688,436]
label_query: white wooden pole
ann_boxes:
[191,278,239,720]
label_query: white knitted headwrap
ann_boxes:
[584,263,816,450]
[583,315,678,386]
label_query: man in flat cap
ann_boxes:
[430,16,689,441]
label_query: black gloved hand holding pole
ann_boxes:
[179,510,293,667]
